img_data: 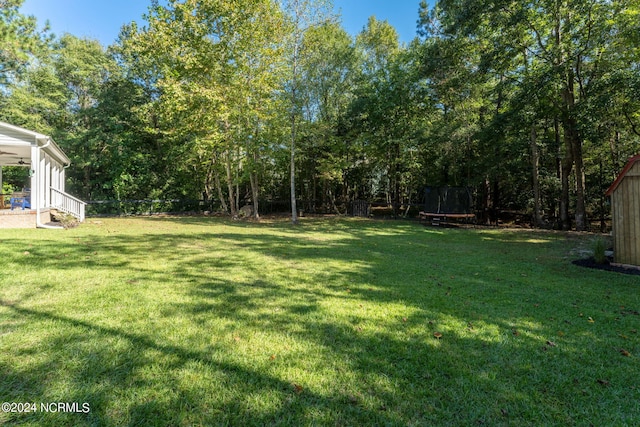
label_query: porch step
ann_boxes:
[43,222,65,229]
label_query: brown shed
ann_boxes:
[606,154,640,267]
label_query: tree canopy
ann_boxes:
[2,0,639,229]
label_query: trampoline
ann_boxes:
[419,186,475,226]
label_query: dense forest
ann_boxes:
[1,0,639,230]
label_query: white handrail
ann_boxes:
[51,188,86,222]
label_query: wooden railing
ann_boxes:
[51,188,86,222]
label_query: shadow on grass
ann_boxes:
[1,298,426,426]
[1,217,639,425]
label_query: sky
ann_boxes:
[19,0,427,47]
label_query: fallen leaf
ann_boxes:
[620,349,631,357]
[402,317,407,322]
[512,329,520,336]
[234,336,241,342]
[546,340,557,347]
[588,317,595,323]
[23,251,30,255]
[270,354,276,360]
[557,331,565,337]
[433,332,443,339]
[293,384,303,394]
[597,379,610,386]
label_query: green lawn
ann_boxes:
[1,217,639,426]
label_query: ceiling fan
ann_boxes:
[18,158,27,165]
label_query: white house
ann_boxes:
[0,121,85,228]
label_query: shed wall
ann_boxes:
[612,162,640,266]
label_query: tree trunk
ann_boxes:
[214,168,228,214]
[531,125,543,227]
[204,162,213,203]
[561,76,586,231]
[312,159,318,214]
[249,148,260,220]
[328,187,341,215]
[557,114,573,231]
[482,177,491,225]
[394,142,401,218]
[249,172,259,219]
[572,130,587,231]
[224,147,237,217]
[492,180,500,225]
[211,152,228,213]
[290,112,298,224]
[559,151,573,231]
[553,118,562,225]
[235,177,240,217]
[599,159,605,232]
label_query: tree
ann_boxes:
[0,0,53,127]
[417,0,640,230]
[0,0,46,88]
[280,0,334,223]
[123,0,287,216]
[295,22,356,213]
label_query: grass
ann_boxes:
[0,216,639,426]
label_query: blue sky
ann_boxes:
[20,0,427,47]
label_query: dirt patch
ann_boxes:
[572,258,640,276]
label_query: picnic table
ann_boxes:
[419,211,475,226]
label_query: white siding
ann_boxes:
[0,128,34,146]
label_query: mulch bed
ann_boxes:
[572,258,640,276]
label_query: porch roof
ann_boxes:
[0,121,70,167]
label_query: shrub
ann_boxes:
[52,211,80,229]
[593,237,608,264]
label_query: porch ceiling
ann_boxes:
[0,144,32,167]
